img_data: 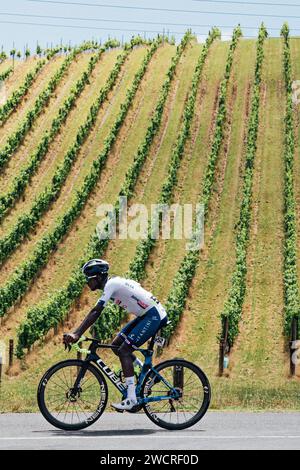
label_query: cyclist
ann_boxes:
[63,259,168,411]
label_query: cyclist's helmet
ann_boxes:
[82,259,109,290]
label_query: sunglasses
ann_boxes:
[85,274,107,283]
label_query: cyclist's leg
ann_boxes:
[118,307,163,375]
[125,307,166,349]
[112,309,167,410]
[111,320,144,410]
[111,316,142,364]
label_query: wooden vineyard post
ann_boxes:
[219,317,229,376]
[0,339,5,382]
[9,339,14,368]
[290,316,298,376]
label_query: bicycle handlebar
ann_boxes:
[67,336,119,355]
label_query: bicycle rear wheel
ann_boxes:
[141,359,211,430]
[37,359,108,431]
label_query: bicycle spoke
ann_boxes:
[78,396,100,408]
[176,399,197,411]
[180,408,188,423]
[81,374,94,388]
[153,400,171,414]
[181,394,204,402]
[56,374,70,389]
[156,401,170,416]
[77,399,93,419]
[182,370,196,389]
[183,380,201,392]
[73,402,82,423]
[55,399,69,418]
[81,380,99,393]
[62,368,71,390]
[48,379,68,393]
[183,384,202,393]
[46,397,67,407]
[46,383,65,394]
[46,392,67,401]
[55,371,70,389]
[63,399,72,422]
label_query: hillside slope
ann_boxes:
[1,34,300,412]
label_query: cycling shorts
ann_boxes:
[118,307,168,349]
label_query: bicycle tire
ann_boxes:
[37,359,108,431]
[140,359,211,430]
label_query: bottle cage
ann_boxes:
[154,336,166,348]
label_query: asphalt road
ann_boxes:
[1,412,300,450]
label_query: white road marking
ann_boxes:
[1,435,300,440]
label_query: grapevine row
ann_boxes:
[0,40,117,222]
[201,25,242,215]
[0,39,143,319]
[161,25,244,340]
[0,44,82,124]
[0,67,13,82]
[92,29,221,340]
[127,28,221,283]
[0,60,46,125]
[0,41,101,171]
[219,24,268,347]
[0,41,133,265]
[16,33,191,356]
[280,23,300,335]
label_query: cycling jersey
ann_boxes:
[96,276,167,320]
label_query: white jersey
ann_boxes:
[96,276,167,320]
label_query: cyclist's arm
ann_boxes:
[73,302,105,338]
[63,279,117,344]
[63,302,105,345]
[64,280,116,343]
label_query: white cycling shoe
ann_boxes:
[111,399,138,411]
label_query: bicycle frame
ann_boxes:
[72,339,181,405]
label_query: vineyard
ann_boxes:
[1,26,300,412]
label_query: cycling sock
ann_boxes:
[125,376,137,402]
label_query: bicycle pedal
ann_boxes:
[113,407,125,413]
[126,404,143,414]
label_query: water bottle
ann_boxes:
[223,356,229,369]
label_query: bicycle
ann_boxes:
[37,323,211,431]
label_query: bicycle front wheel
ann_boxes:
[141,359,211,430]
[37,359,108,431]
